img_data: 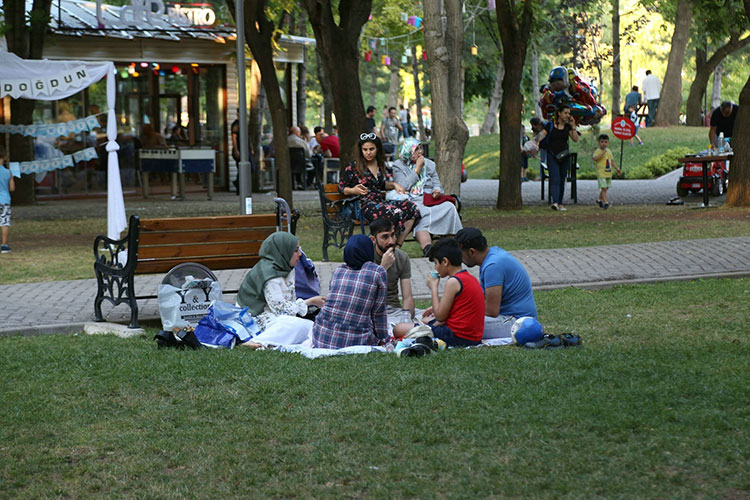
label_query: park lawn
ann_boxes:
[464,125,709,180]
[2,205,750,284]
[0,278,748,499]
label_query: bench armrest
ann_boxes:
[93,215,139,273]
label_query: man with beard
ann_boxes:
[369,218,416,326]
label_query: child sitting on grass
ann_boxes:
[394,238,485,346]
[592,134,621,210]
[0,145,15,254]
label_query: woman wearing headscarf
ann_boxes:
[339,134,420,248]
[312,235,389,349]
[238,232,325,346]
[390,138,463,256]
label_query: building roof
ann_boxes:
[39,0,315,46]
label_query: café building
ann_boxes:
[1,0,313,197]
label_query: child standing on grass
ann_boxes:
[0,145,15,253]
[628,105,644,145]
[394,238,485,346]
[592,134,621,210]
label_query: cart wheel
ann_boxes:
[676,181,689,198]
[711,178,722,196]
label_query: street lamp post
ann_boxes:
[235,0,252,214]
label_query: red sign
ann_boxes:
[611,117,636,140]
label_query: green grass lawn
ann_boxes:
[2,205,749,284]
[1,278,748,498]
[464,126,709,179]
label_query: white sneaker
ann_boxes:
[558,205,567,211]
[551,203,559,211]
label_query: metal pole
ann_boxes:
[236,0,253,214]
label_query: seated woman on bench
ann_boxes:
[237,232,325,347]
[339,134,420,248]
[390,138,462,257]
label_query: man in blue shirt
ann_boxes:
[455,227,537,339]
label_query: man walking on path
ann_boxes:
[642,70,661,127]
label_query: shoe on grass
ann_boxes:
[397,342,435,357]
[596,199,603,208]
[1,245,9,253]
[603,203,609,210]
[551,203,559,211]
[558,205,567,211]
[560,333,582,347]
[523,334,564,350]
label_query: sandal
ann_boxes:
[560,333,582,347]
[523,334,563,349]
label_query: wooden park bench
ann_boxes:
[318,183,367,262]
[317,182,448,262]
[94,198,298,328]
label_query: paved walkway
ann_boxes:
[2,237,748,336]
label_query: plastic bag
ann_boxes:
[193,301,260,349]
[157,276,222,331]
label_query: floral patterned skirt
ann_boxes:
[360,198,420,235]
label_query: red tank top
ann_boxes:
[445,270,486,342]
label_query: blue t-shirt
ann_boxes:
[480,246,537,319]
[0,167,11,205]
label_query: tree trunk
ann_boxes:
[369,62,378,108]
[4,0,53,205]
[233,0,292,206]
[726,72,750,206]
[654,0,692,126]
[726,0,750,206]
[480,57,504,135]
[387,62,400,107]
[531,43,541,118]
[611,0,621,116]
[315,48,334,132]
[495,0,534,209]
[411,44,426,142]
[686,35,750,126]
[422,0,469,196]
[249,60,265,173]
[302,0,371,167]
[711,63,723,110]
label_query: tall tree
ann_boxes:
[725,0,750,206]
[411,44,427,141]
[654,0,692,126]
[495,0,534,209]
[228,0,293,206]
[685,33,750,123]
[301,0,371,166]
[611,0,621,116]
[422,0,469,196]
[3,0,54,205]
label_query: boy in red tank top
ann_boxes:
[393,238,485,346]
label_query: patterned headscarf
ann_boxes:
[398,137,422,164]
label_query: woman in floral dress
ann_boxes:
[338,134,420,247]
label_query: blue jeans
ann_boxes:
[546,153,569,205]
[428,320,480,347]
[646,99,659,127]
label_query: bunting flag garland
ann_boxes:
[0,65,90,99]
[0,114,103,137]
[10,147,98,176]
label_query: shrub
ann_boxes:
[626,146,693,179]
[626,165,654,179]
[526,167,538,180]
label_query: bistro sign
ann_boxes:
[95,0,216,28]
